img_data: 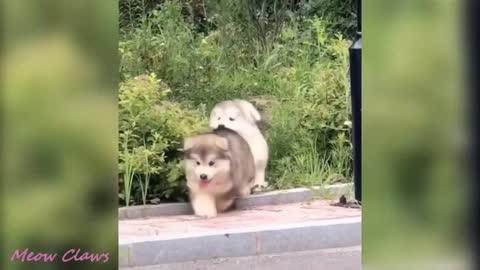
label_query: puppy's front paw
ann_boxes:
[191,193,217,218]
[196,211,217,219]
[193,204,217,218]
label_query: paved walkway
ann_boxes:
[120,200,361,244]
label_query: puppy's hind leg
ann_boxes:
[239,183,253,197]
[252,161,268,193]
[216,198,235,212]
[191,193,217,218]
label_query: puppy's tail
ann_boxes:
[234,99,262,122]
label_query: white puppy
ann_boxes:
[209,99,269,190]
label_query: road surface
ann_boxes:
[126,246,361,270]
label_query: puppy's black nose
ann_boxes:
[218,124,225,128]
[200,174,208,180]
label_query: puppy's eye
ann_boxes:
[196,161,200,165]
[217,117,221,120]
[208,161,215,166]
[229,117,235,121]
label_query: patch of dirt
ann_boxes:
[330,195,361,209]
[249,97,279,133]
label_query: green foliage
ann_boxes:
[119,74,207,205]
[119,0,354,205]
[120,0,164,29]
[266,33,353,188]
[299,0,357,39]
[119,0,356,38]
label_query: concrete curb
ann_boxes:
[119,183,353,220]
[121,246,362,270]
[119,216,361,268]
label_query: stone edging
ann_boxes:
[119,183,353,220]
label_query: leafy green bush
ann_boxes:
[119,74,207,205]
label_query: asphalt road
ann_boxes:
[128,246,361,270]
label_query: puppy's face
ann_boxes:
[184,135,231,187]
[209,104,255,132]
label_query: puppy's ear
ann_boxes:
[235,99,261,123]
[215,137,229,151]
[183,137,194,152]
[248,107,262,123]
[209,108,217,122]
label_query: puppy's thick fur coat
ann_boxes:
[209,99,269,189]
[184,127,255,218]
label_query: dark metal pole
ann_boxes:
[349,0,361,203]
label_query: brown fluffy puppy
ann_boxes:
[183,127,255,218]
